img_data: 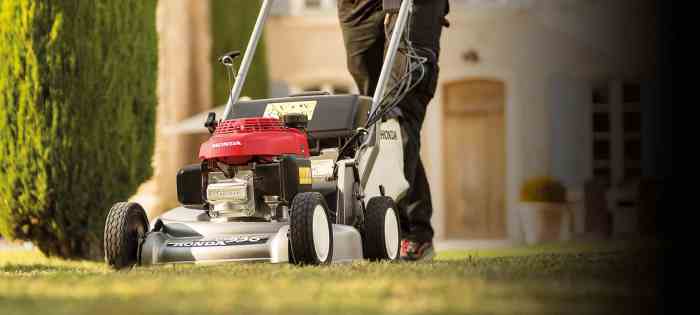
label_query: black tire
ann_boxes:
[289,192,333,265]
[362,196,401,261]
[104,202,149,270]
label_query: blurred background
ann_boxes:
[0,2,669,314]
[133,0,667,245]
[0,0,669,255]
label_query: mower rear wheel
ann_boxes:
[104,202,149,270]
[289,192,334,265]
[362,196,401,261]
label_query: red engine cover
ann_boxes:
[199,117,309,164]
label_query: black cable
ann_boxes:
[334,6,430,168]
[365,10,429,129]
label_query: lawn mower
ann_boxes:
[104,0,427,268]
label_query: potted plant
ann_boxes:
[519,177,572,244]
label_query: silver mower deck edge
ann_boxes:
[140,207,363,265]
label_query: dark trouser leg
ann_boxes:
[339,0,446,243]
[337,0,385,96]
[389,0,446,243]
[396,88,436,242]
[400,152,434,242]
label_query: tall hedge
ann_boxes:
[211,0,269,105]
[0,0,158,259]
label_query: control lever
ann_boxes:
[219,50,241,66]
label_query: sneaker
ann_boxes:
[400,239,435,261]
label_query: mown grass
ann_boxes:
[0,241,662,315]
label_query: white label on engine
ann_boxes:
[207,183,248,201]
[263,101,317,119]
[311,159,334,179]
[212,140,242,148]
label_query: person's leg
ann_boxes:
[394,89,432,241]
[337,0,385,96]
[339,0,447,259]
[387,0,448,259]
[399,120,435,242]
[397,92,436,260]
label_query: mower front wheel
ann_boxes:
[289,192,334,265]
[104,202,149,270]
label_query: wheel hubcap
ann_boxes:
[384,208,399,259]
[312,205,330,262]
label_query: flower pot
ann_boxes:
[519,201,572,244]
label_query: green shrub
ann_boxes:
[0,0,158,259]
[520,177,567,203]
[211,0,270,105]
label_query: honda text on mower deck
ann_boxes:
[104,0,426,268]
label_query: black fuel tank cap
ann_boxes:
[281,113,309,130]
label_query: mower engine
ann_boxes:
[188,116,316,221]
[206,169,256,219]
[175,94,371,227]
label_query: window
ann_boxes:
[589,82,643,185]
[592,113,610,133]
[593,140,611,160]
[622,83,642,179]
[591,85,612,184]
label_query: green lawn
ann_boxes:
[0,241,661,315]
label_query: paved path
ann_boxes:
[0,239,34,251]
[435,239,515,251]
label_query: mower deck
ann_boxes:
[140,207,364,265]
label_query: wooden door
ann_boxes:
[443,79,506,239]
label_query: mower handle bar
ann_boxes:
[220,0,413,189]
[221,0,412,125]
[222,0,274,119]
